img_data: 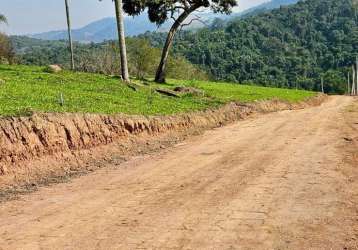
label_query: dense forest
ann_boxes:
[10,36,209,81]
[6,0,358,93]
[142,0,358,93]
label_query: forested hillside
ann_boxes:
[144,0,358,93]
[10,36,208,81]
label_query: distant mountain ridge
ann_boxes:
[30,0,299,42]
[240,0,299,16]
[30,14,159,43]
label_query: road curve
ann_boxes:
[0,96,357,250]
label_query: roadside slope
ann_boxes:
[0,96,356,249]
[0,95,324,190]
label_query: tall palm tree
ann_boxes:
[64,0,75,70]
[113,0,129,82]
[0,14,8,24]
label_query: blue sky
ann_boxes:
[0,0,269,35]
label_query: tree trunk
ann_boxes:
[352,65,356,95]
[356,56,358,95]
[348,71,350,95]
[64,0,75,70]
[114,0,130,82]
[155,10,194,83]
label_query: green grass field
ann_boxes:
[0,64,315,117]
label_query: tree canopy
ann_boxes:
[123,0,237,25]
[0,14,7,24]
[123,0,238,82]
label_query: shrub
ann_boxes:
[0,33,15,64]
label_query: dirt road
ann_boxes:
[0,96,357,250]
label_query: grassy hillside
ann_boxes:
[0,65,315,117]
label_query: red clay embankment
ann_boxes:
[0,95,325,191]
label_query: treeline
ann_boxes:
[10,36,209,81]
[141,0,358,94]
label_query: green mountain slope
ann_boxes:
[169,0,358,93]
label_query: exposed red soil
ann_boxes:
[0,95,325,191]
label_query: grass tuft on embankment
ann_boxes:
[0,64,315,116]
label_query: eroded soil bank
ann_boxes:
[0,95,325,192]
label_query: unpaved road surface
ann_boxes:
[1,96,357,250]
